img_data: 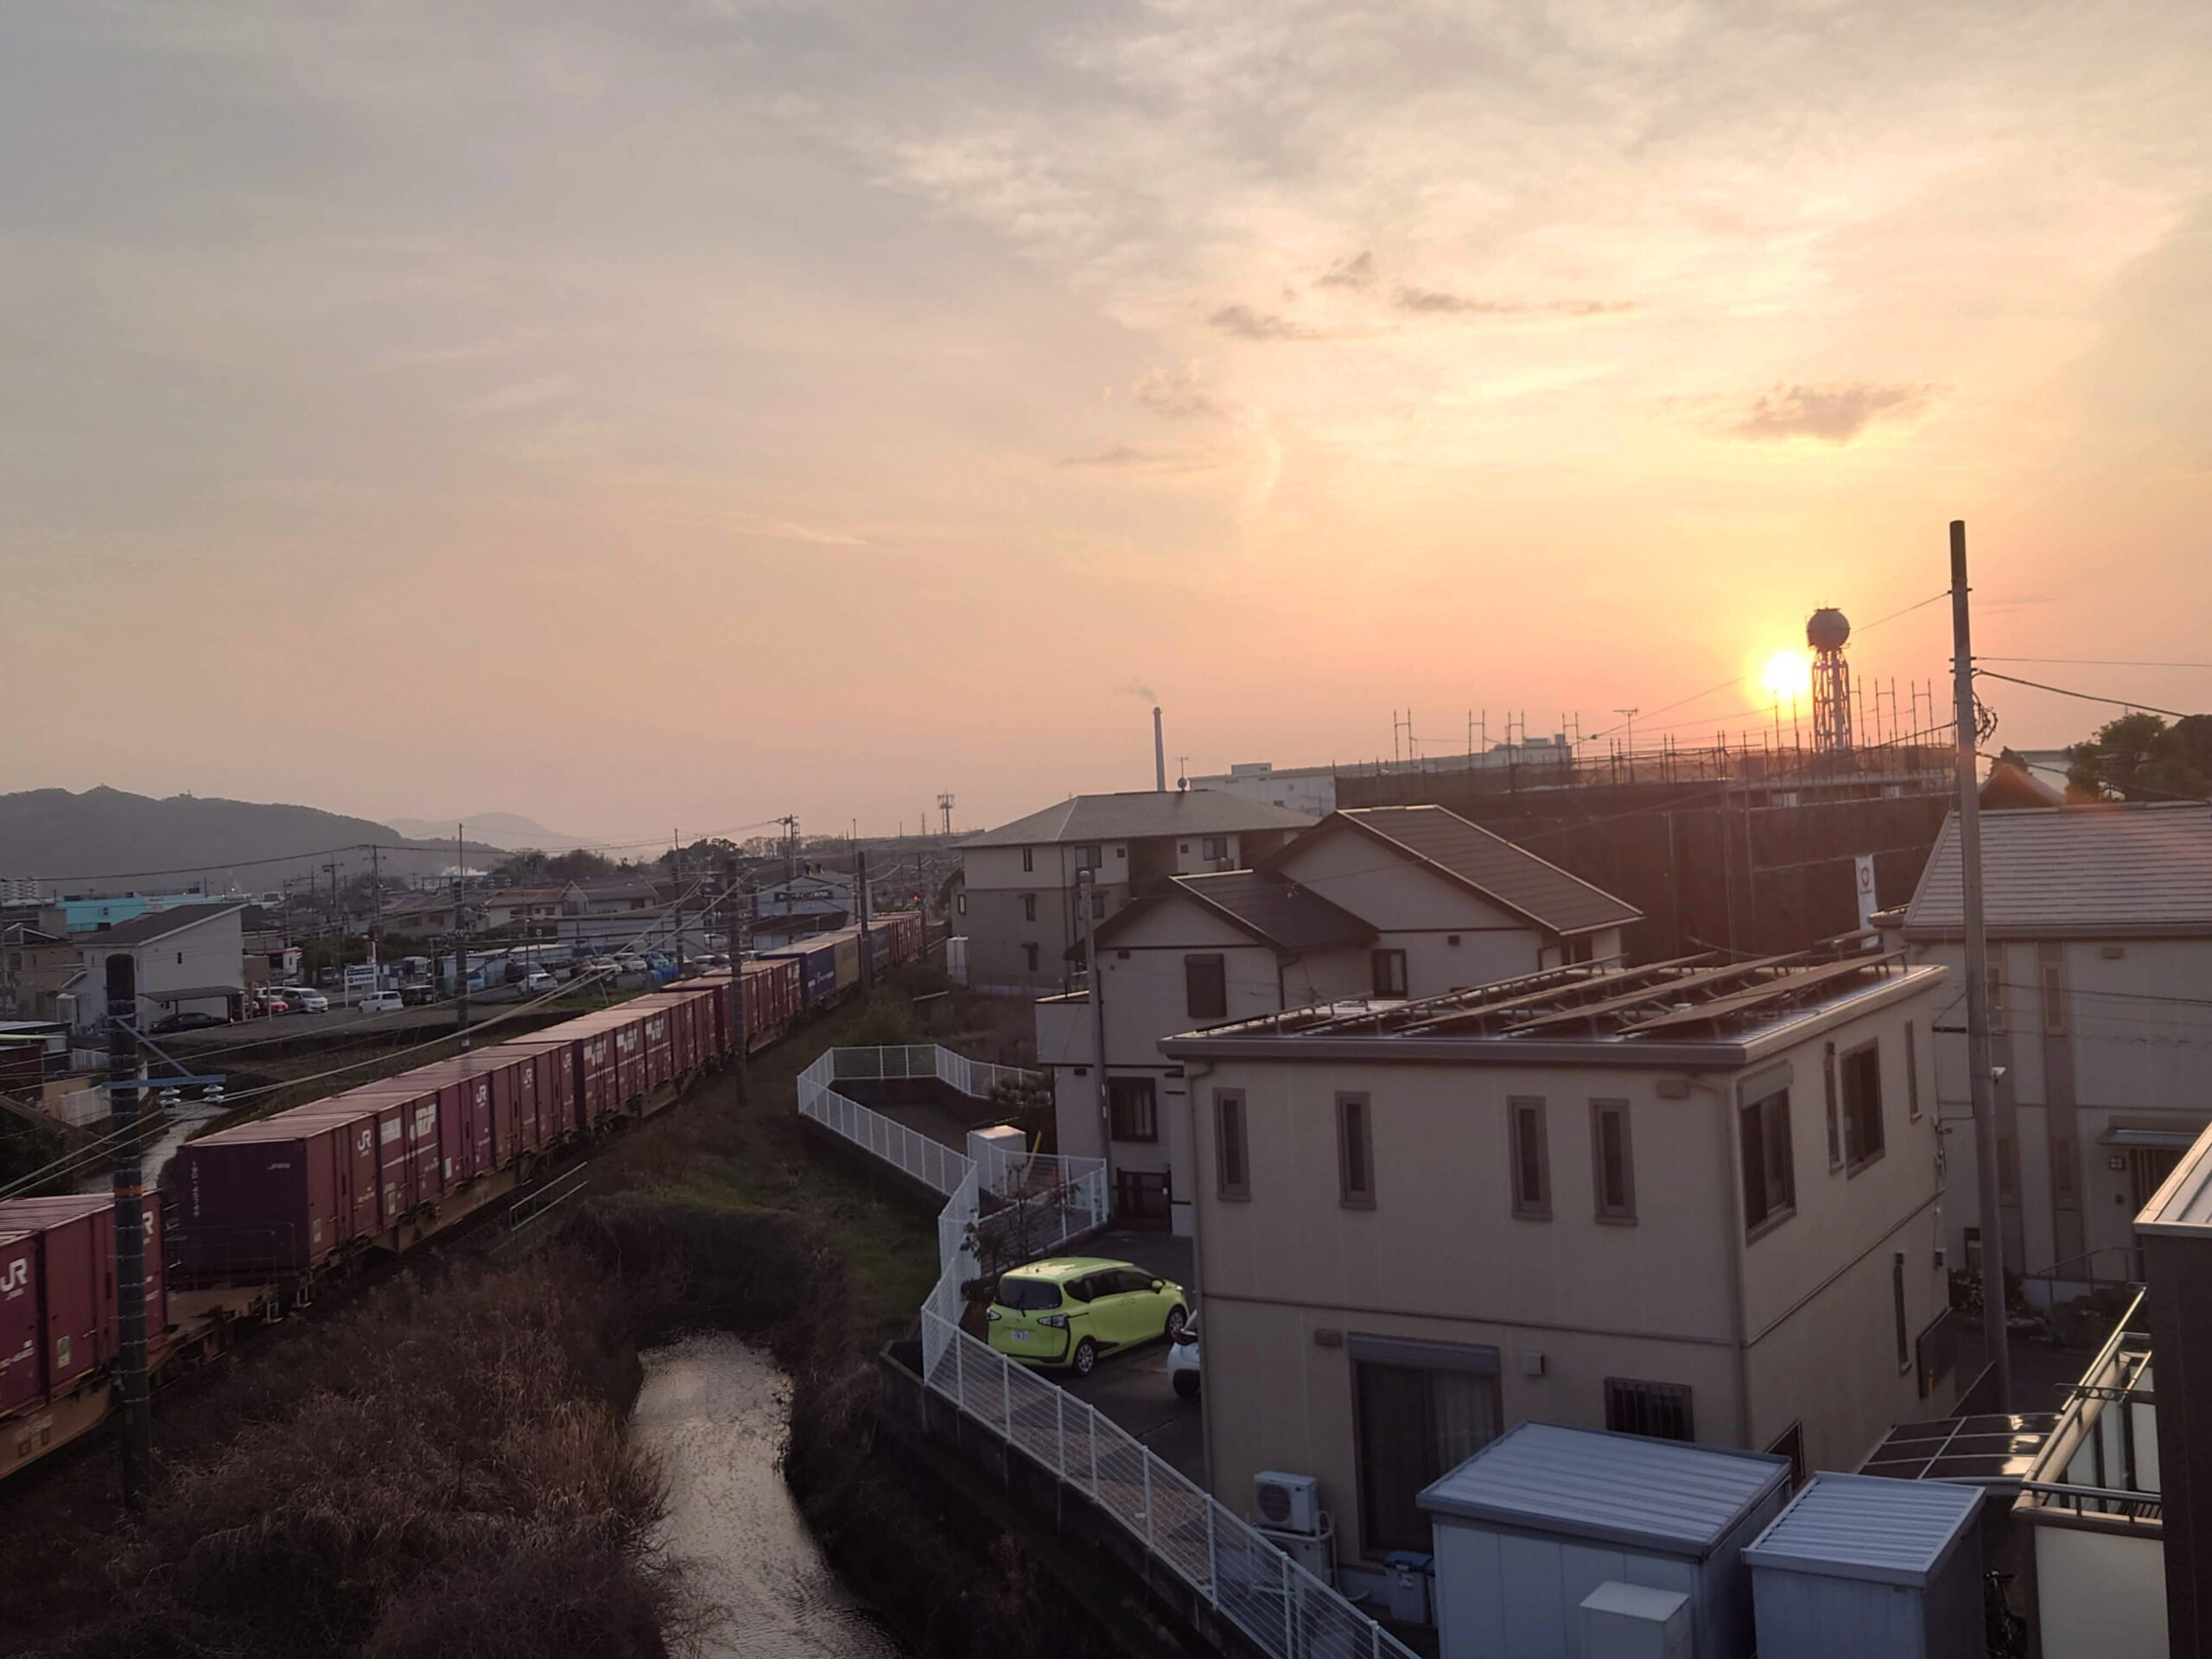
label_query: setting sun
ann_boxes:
[1762,650,1813,704]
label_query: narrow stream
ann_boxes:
[632,1334,906,1658]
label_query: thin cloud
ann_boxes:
[1056,445,1221,473]
[1207,304,1328,341]
[1133,363,1223,419]
[461,374,570,414]
[1316,251,1376,289]
[1729,382,1938,444]
[1394,287,1636,317]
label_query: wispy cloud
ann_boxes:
[461,375,571,414]
[1393,287,1636,318]
[1133,362,1223,419]
[1207,304,1328,341]
[1316,251,1376,289]
[1728,382,1938,444]
[1056,444,1222,473]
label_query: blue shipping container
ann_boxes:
[764,939,838,1006]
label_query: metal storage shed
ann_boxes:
[1741,1473,1983,1659]
[1417,1423,1792,1659]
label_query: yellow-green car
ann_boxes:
[985,1257,1189,1376]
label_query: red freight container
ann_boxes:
[279,1103,398,1236]
[497,1034,601,1140]
[327,1079,448,1211]
[172,1114,353,1276]
[554,1008,656,1108]
[741,957,803,1051]
[0,1192,166,1397]
[0,1232,35,1418]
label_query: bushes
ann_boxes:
[35,1255,686,1659]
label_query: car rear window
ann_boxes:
[995,1276,1062,1312]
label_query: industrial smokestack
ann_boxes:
[1154,707,1167,792]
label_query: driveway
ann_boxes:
[1058,1228,1204,1483]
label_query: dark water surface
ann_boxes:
[633,1334,906,1658]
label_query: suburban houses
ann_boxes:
[58,902,250,1030]
[1036,803,1643,1231]
[1159,949,1954,1598]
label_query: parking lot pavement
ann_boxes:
[1054,1227,1205,1482]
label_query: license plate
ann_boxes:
[1009,1330,1030,1343]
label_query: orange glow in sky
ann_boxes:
[1762,652,1815,707]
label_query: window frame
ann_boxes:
[1839,1039,1885,1174]
[1823,1040,1842,1171]
[1106,1075,1159,1143]
[1215,1089,1249,1199]
[1508,1096,1551,1220]
[1351,1339,1502,1558]
[1738,1085,1796,1238]
[1022,943,1039,973]
[1201,835,1228,861]
[1370,948,1408,998]
[1021,847,1034,873]
[1021,893,1038,924]
[1904,1020,1921,1121]
[1337,1091,1376,1209]
[1185,953,1229,1021]
[1073,843,1103,871]
[1604,1377,1694,1442]
[1591,1099,1636,1223]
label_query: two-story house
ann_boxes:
[955,791,1316,996]
[1036,805,1642,1232]
[1160,950,1953,1601]
[60,903,249,1029]
[1887,801,2212,1285]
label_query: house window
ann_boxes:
[1090,889,1106,921]
[1202,836,1228,860]
[1605,1378,1694,1442]
[1739,1087,1796,1235]
[2041,960,2067,1033]
[1370,949,1408,998]
[1592,1101,1635,1222]
[1354,1344,1501,1555]
[1564,936,1594,965]
[1022,943,1039,973]
[1074,844,1103,871]
[1509,1097,1549,1219]
[1216,1090,1249,1198]
[1338,1092,1376,1207]
[1021,893,1037,923]
[1021,848,1034,873]
[1840,1042,1884,1172]
[1904,1020,1920,1120]
[1823,1041,1842,1170]
[955,893,967,917]
[1185,954,1228,1021]
[1108,1077,1158,1142]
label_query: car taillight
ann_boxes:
[1039,1314,1069,1329]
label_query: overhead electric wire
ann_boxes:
[1979,657,2212,671]
[1973,670,2188,720]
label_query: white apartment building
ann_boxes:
[1036,805,1641,1232]
[955,791,1315,996]
[1886,801,2212,1284]
[1160,953,1954,1597]
[60,902,248,1029]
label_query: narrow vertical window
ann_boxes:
[1592,1101,1635,1222]
[1370,949,1408,998]
[1185,954,1228,1020]
[1338,1092,1376,1207]
[1216,1090,1249,1199]
[1605,1378,1692,1441]
[1021,847,1034,873]
[1823,1041,1842,1170]
[2041,961,2066,1034]
[1739,1087,1795,1234]
[1840,1042,1885,1172]
[1510,1097,1550,1218]
[1021,893,1038,923]
[1904,1020,1921,1121]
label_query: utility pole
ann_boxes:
[454,822,469,1046]
[671,829,686,974]
[728,853,749,1109]
[1079,867,1110,1180]
[1951,519,2010,1411]
[857,849,874,991]
[367,841,382,990]
[104,952,152,1510]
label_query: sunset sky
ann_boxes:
[5,2,2209,842]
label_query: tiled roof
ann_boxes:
[1164,870,1374,954]
[1317,806,1642,936]
[1904,802,2212,938]
[960,791,1315,849]
[74,903,245,948]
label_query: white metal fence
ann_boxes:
[798,1046,1416,1659]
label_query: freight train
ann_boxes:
[0,912,924,1483]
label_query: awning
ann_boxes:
[2099,1127,2205,1151]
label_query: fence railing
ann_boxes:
[798,1045,1414,1659]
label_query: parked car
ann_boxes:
[399,982,438,1007]
[359,991,405,1014]
[519,970,558,995]
[1166,1316,1200,1399]
[150,1011,229,1035]
[585,957,622,976]
[284,988,330,1014]
[615,954,648,973]
[984,1257,1188,1377]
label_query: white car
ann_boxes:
[359,991,404,1014]
[519,970,558,995]
[289,988,330,1014]
[1166,1316,1200,1399]
[616,954,649,973]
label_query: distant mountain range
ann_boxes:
[382,813,601,853]
[0,788,504,898]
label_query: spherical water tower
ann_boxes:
[1807,607,1853,753]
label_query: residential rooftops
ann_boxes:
[958,790,1315,849]
[1299,805,1643,937]
[1097,869,1374,955]
[74,903,246,948]
[1905,801,2212,939]
[1160,950,1940,1066]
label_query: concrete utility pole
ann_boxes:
[104,953,151,1510]
[1079,868,1110,1178]
[1951,518,2010,1412]
[857,850,874,990]
[454,822,470,1046]
[671,829,686,975]
[367,841,381,988]
[724,855,749,1109]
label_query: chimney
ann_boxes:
[1154,707,1167,792]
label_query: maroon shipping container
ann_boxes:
[172,1114,353,1277]
[495,1035,595,1141]
[741,957,803,1052]
[282,1100,415,1233]
[328,1078,448,1211]
[554,1008,657,1107]
[0,1192,166,1402]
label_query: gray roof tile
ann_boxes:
[960,791,1315,849]
[1324,806,1642,936]
[1905,802,2212,938]
[1158,870,1374,953]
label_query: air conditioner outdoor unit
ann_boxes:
[1255,1471,1323,1535]
[1257,1514,1337,1583]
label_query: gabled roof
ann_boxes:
[75,903,245,949]
[1288,806,1641,938]
[960,790,1315,849]
[1904,801,2212,939]
[1096,870,1374,955]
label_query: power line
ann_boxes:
[1980,657,2212,671]
[1974,670,2188,720]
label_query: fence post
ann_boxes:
[1056,1386,1066,1480]
[1002,1351,1013,1437]
[1206,1503,1217,1603]
[1088,1407,1099,1497]
[1143,1452,1156,1549]
[954,1327,966,1413]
